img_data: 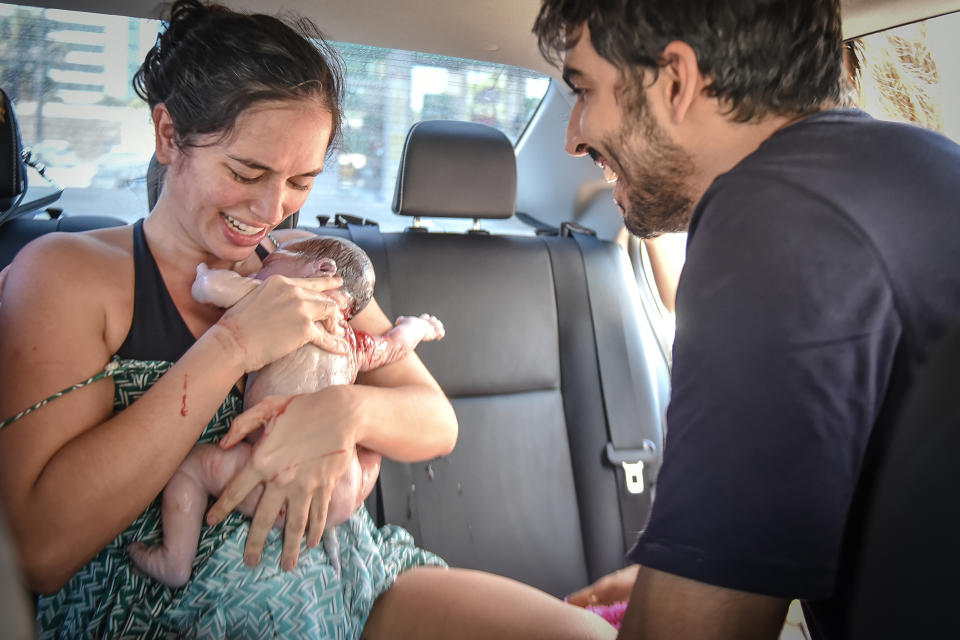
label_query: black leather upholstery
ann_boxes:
[327,224,662,597]
[392,120,516,219]
[0,215,125,270]
[339,120,669,597]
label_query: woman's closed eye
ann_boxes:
[287,178,312,192]
[230,168,263,184]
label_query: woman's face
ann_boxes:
[163,99,333,262]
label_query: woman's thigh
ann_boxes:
[362,566,616,640]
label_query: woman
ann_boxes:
[0,1,614,638]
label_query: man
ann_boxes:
[532,1,960,638]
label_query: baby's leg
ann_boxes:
[128,442,253,587]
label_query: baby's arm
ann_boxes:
[191,263,262,308]
[356,314,444,372]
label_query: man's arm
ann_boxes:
[619,566,788,640]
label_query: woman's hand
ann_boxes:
[206,391,358,571]
[211,274,348,373]
[566,564,640,607]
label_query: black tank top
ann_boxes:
[115,219,271,362]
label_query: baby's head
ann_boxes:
[258,236,375,318]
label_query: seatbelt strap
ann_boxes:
[543,236,626,575]
[565,225,662,552]
[515,211,559,236]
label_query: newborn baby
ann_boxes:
[128,236,444,587]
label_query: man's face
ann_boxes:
[563,25,697,238]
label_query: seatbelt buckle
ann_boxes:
[605,441,657,495]
[621,460,645,494]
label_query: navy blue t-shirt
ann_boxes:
[628,109,960,639]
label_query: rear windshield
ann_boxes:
[0,3,550,231]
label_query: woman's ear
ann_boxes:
[152,103,178,164]
[655,40,702,125]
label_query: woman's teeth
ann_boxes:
[222,213,262,236]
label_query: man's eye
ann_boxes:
[288,179,312,192]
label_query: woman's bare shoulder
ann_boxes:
[8,224,133,287]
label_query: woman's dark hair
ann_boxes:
[134,0,344,154]
[533,0,844,122]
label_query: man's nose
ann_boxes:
[565,104,588,157]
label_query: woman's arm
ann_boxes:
[643,234,686,314]
[0,235,247,592]
[0,233,345,592]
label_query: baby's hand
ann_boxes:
[191,263,261,307]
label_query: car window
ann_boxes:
[0,3,549,232]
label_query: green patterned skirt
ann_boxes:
[34,358,445,639]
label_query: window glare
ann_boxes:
[0,3,549,231]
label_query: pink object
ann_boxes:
[584,600,629,630]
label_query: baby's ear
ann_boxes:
[314,257,337,277]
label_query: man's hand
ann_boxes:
[567,564,639,607]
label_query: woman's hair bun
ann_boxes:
[132,0,344,155]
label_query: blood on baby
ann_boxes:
[181,375,188,416]
[354,330,376,356]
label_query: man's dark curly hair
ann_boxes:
[533,0,845,122]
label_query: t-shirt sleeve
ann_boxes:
[628,174,902,599]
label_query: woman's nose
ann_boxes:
[250,182,286,226]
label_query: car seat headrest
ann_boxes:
[392,120,516,220]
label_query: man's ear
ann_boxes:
[654,41,702,125]
[152,103,178,165]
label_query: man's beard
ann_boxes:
[605,108,697,239]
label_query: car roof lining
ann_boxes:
[6,0,959,80]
